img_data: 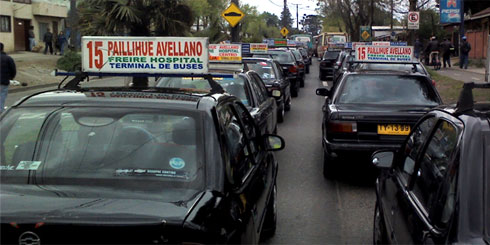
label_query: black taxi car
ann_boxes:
[157,63,278,134]
[0,73,285,244]
[243,58,291,122]
[316,62,442,178]
[372,82,490,244]
[319,49,341,81]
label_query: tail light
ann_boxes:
[336,61,341,66]
[432,79,436,86]
[328,121,357,133]
[289,66,298,73]
[320,62,327,67]
[299,63,305,69]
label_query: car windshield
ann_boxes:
[0,107,204,194]
[292,51,303,61]
[246,61,276,82]
[323,51,340,60]
[157,76,251,106]
[357,63,426,74]
[336,75,440,106]
[267,51,295,63]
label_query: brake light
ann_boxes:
[299,63,304,69]
[289,66,298,73]
[432,79,436,86]
[328,121,357,133]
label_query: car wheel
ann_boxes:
[323,150,335,179]
[261,183,277,240]
[319,71,325,81]
[306,65,310,74]
[373,201,387,245]
[277,105,285,123]
[291,83,298,97]
[300,77,305,88]
[285,97,291,111]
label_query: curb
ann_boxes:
[9,83,59,94]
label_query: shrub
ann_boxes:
[56,51,81,72]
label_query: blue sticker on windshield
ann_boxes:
[169,157,185,169]
[241,99,249,106]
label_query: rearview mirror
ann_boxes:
[371,150,394,168]
[316,88,330,97]
[264,134,285,151]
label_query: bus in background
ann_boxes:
[290,34,313,55]
[316,32,348,58]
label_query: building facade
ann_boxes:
[0,0,69,53]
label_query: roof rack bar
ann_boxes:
[54,71,234,78]
[455,82,490,114]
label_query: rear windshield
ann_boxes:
[246,61,276,82]
[157,76,251,106]
[267,51,295,63]
[323,51,340,60]
[0,107,205,194]
[336,75,440,106]
[292,51,303,60]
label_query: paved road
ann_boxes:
[263,61,376,244]
[6,60,377,244]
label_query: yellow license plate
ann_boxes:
[377,124,411,135]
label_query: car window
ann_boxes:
[246,61,276,81]
[268,51,295,63]
[1,107,205,191]
[252,73,269,100]
[412,120,459,213]
[323,51,340,60]
[292,51,302,61]
[336,75,440,106]
[157,76,251,106]
[249,73,267,104]
[274,62,284,79]
[397,117,438,184]
[234,102,261,162]
[219,105,255,184]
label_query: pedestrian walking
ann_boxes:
[441,38,454,68]
[43,28,53,55]
[460,36,471,69]
[0,42,17,113]
[28,26,35,51]
[414,38,423,60]
[426,36,441,70]
[56,31,67,55]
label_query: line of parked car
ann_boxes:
[316,44,490,244]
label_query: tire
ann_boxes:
[306,65,310,74]
[323,150,335,179]
[319,71,325,81]
[291,82,299,97]
[300,77,305,88]
[285,98,291,111]
[277,105,285,123]
[261,183,277,240]
[373,201,388,245]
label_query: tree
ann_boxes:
[186,0,228,43]
[280,5,293,29]
[262,12,280,27]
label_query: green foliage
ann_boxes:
[56,51,81,72]
[280,6,293,29]
[186,0,228,43]
[417,9,447,42]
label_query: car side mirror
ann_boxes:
[371,150,394,168]
[316,88,330,97]
[264,134,285,151]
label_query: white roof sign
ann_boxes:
[354,45,414,62]
[81,36,209,74]
[209,44,242,63]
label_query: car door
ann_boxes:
[233,102,273,239]
[377,116,438,243]
[381,115,462,243]
[249,72,276,134]
[273,61,290,99]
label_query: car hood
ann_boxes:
[0,184,204,224]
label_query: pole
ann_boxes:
[390,0,394,40]
[459,0,465,57]
[296,4,299,30]
[231,0,239,42]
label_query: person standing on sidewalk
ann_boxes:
[43,28,53,55]
[460,36,471,69]
[56,31,67,56]
[0,43,17,113]
[441,38,453,68]
[28,26,35,51]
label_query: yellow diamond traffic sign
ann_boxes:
[221,3,245,28]
[361,30,370,41]
[280,27,289,37]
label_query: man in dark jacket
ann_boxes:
[441,38,453,68]
[460,36,471,69]
[43,28,53,55]
[0,42,17,112]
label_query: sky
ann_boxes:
[241,0,319,28]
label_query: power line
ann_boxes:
[267,0,282,7]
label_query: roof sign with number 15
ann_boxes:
[354,45,414,62]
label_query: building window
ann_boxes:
[13,0,31,3]
[39,22,48,40]
[0,15,11,32]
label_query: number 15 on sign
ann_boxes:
[87,41,104,69]
[356,46,366,61]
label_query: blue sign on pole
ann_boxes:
[440,0,461,24]
[242,43,250,54]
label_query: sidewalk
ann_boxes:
[431,57,487,83]
[8,51,62,93]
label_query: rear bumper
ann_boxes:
[323,137,401,154]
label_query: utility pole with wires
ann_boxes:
[231,0,239,42]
